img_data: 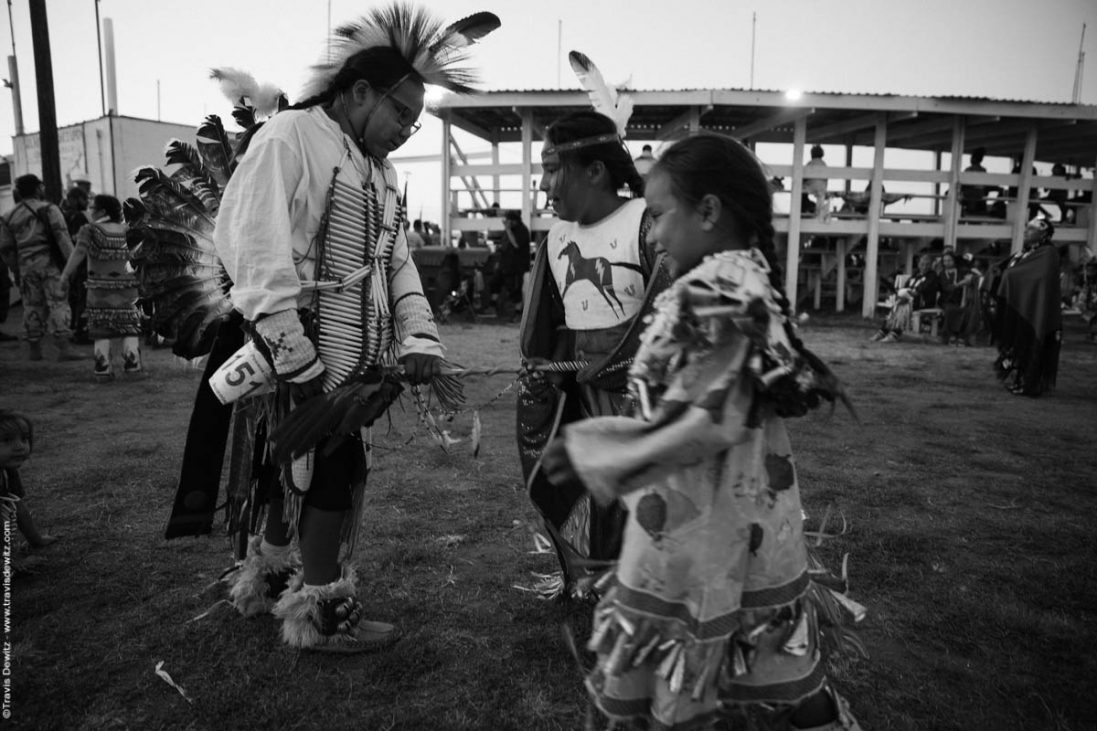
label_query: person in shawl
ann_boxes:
[211,4,499,653]
[993,218,1061,397]
[543,133,863,730]
[518,109,671,600]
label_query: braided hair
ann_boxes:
[544,111,644,198]
[652,133,852,419]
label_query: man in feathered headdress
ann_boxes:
[213,3,499,653]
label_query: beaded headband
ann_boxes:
[542,133,623,157]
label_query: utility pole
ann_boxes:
[750,12,756,89]
[6,0,24,134]
[95,0,105,115]
[1072,23,1086,104]
[28,0,61,203]
[557,20,562,88]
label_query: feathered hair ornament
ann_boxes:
[543,51,635,157]
[210,68,287,118]
[299,2,500,101]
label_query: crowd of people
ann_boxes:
[3,3,1093,728]
[0,174,149,378]
[869,219,1075,398]
[871,248,989,346]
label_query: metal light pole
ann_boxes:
[750,12,756,90]
[6,0,23,134]
[95,0,105,116]
[28,0,61,202]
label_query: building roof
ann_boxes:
[434,87,1097,166]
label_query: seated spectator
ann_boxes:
[939,252,982,346]
[838,181,911,216]
[1078,259,1097,343]
[870,254,941,342]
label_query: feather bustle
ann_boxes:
[134,167,217,232]
[195,115,235,186]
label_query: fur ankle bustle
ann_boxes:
[226,536,301,617]
[273,567,365,649]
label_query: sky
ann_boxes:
[2,0,1096,222]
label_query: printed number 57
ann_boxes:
[225,361,256,387]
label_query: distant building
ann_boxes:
[0,155,12,213]
[9,114,197,206]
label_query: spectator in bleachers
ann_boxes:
[960,147,990,216]
[803,144,829,219]
[1043,163,1071,223]
[632,144,655,178]
[414,219,433,247]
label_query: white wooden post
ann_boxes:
[836,238,846,312]
[943,116,965,253]
[1010,126,1038,255]
[785,117,806,310]
[861,113,887,317]
[521,108,533,229]
[933,150,943,217]
[441,114,452,246]
[491,136,500,206]
[1087,152,1097,253]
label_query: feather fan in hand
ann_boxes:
[268,370,405,462]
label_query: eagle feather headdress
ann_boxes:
[300,3,500,100]
[543,51,635,158]
[568,50,633,138]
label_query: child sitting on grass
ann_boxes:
[0,409,59,551]
[542,133,863,730]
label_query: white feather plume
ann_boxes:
[210,67,258,105]
[568,51,633,138]
[251,83,286,117]
[210,68,285,117]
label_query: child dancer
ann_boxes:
[519,110,671,599]
[543,133,862,730]
[60,194,143,378]
[0,410,58,549]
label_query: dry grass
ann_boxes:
[2,313,1095,731]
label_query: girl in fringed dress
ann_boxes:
[543,133,863,730]
[61,194,143,378]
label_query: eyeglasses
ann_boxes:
[377,87,422,135]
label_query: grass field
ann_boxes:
[2,312,1095,731]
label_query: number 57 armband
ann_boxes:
[209,340,278,405]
